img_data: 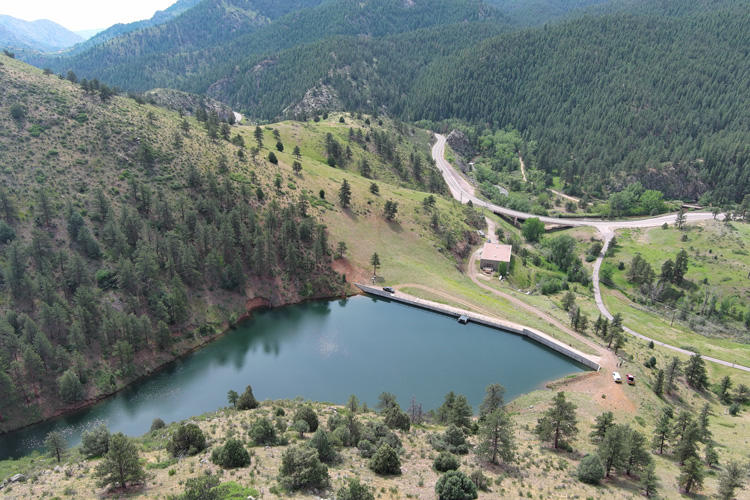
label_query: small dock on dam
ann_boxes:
[355,283,601,371]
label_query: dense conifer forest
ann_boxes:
[0,55,344,432]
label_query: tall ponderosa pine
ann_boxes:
[684,353,709,391]
[534,391,578,449]
[653,368,665,397]
[338,179,352,208]
[598,424,628,477]
[679,456,705,494]
[652,409,672,454]
[589,411,614,443]
[665,357,681,393]
[476,408,515,465]
[437,391,473,430]
[478,383,505,420]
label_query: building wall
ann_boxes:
[480,259,499,271]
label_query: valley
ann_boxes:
[1,0,749,499]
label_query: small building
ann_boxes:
[479,242,512,274]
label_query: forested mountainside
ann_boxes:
[408,8,750,203]
[29,0,500,92]
[60,0,325,58]
[206,22,506,119]
[0,16,82,52]
[484,0,611,25]
[0,54,346,433]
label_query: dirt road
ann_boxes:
[432,132,750,373]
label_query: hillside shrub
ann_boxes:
[577,454,605,484]
[211,439,251,469]
[81,424,110,458]
[309,428,337,464]
[278,445,329,491]
[384,406,411,431]
[434,452,461,472]
[336,477,374,500]
[150,418,166,432]
[435,470,478,500]
[293,406,319,432]
[369,444,401,475]
[249,417,277,445]
[167,423,206,457]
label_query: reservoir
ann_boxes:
[0,295,585,459]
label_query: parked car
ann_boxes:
[626,374,635,385]
[383,287,395,293]
[612,371,622,383]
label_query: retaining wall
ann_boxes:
[355,283,600,371]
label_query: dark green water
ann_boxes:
[0,296,585,460]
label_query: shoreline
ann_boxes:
[1,288,351,439]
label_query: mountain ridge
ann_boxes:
[0,15,82,52]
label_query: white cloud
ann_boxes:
[1,0,177,32]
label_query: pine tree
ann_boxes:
[254,126,263,147]
[679,456,704,494]
[534,392,578,450]
[642,461,659,497]
[704,441,719,467]
[383,200,398,221]
[653,369,665,397]
[478,383,505,420]
[45,431,66,462]
[370,252,380,277]
[476,408,515,464]
[590,411,614,443]
[718,375,732,403]
[675,422,701,465]
[339,180,352,208]
[665,357,681,393]
[227,390,239,407]
[94,433,145,489]
[717,461,747,500]
[698,403,712,442]
[652,409,671,454]
[598,424,628,477]
[675,208,686,230]
[623,428,651,476]
[237,385,258,410]
[684,353,708,391]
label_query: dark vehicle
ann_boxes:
[383,287,395,293]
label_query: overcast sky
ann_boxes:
[1,0,177,32]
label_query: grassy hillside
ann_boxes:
[0,54,486,434]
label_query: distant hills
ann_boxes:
[0,15,82,51]
[15,0,750,203]
[64,0,204,55]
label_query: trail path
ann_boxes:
[518,154,528,182]
[432,133,750,373]
[549,188,580,203]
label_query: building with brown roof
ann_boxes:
[479,242,512,274]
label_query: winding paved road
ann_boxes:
[432,134,750,373]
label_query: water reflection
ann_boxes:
[0,296,582,460]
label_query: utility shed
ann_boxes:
[480,243,512,273]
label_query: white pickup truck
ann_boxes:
[612,371,622,383]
